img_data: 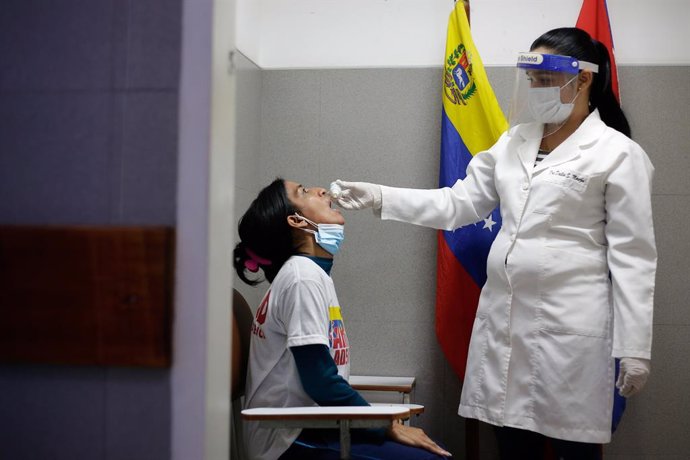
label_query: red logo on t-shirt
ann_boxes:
[256,291,269,325]
[251,291,269,339]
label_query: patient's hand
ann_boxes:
[387,421,452,457]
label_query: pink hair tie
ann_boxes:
[244,248,272,273]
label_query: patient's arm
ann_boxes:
[290,344,368,406]
[291,345,450,456]
[291,344,387,441]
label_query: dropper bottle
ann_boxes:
[328,181,342,199]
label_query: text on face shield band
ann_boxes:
[517,52,599,74]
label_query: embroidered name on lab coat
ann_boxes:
[544,168,589,192]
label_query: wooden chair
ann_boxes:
[231,289,254,460]
[232,289,253,401]
[231,289,423,460]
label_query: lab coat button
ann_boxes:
[521,182,529,191]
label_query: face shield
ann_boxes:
[507,52,598,138]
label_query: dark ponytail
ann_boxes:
[531,27,631,137]
[233,178,299,285]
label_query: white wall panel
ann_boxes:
[236,0,690,68]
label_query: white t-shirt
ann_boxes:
[243,256,351,460]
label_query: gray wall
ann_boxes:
[606,66,690,460]
[233,52,263,309]
[252,66,690,459]
[0,1,180,459]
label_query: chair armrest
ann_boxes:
[242,405,409,422]
[242,406,411,429]
[369,403,425,417]
[349,375,416,394]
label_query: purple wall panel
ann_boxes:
[0,1,180,459]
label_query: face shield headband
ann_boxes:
[516,52,599,75]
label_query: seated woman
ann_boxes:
[234,178,451,460]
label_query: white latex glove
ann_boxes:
[333,180,382,211]
[616,357,651,397]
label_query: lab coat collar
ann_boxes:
[516,110,607,174]
[562,109,607,150]
[514,125,542,177]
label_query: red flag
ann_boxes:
[576,0,620,102]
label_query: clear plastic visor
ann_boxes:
[507,53,597,138]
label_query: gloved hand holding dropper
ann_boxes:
[329,180,382,211]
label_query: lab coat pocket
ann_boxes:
[533,330,612,435]
[538,247,610,338]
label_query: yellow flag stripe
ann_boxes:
[328,306,343,321]
[442,3,508,155]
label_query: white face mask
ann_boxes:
[527,76,579,124]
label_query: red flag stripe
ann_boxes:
[436,232,481,380]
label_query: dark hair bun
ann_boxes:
[233,178,299,285]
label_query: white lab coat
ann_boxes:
[381,110,656,443]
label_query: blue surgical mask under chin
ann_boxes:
[295,214,345,256]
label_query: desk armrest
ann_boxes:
[242,405,409,421]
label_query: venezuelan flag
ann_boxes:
[436,2,507,380]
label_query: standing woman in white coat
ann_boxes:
[333,28,656,460]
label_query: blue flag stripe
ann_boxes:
[440,108,501,287]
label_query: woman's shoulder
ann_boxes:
[589,126,655,178]
[583,110,640,149]
[598,125,650,160]
[270,257,332,310]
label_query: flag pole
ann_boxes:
[462,3,479,457]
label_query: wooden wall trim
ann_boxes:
[0,226,174,367]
